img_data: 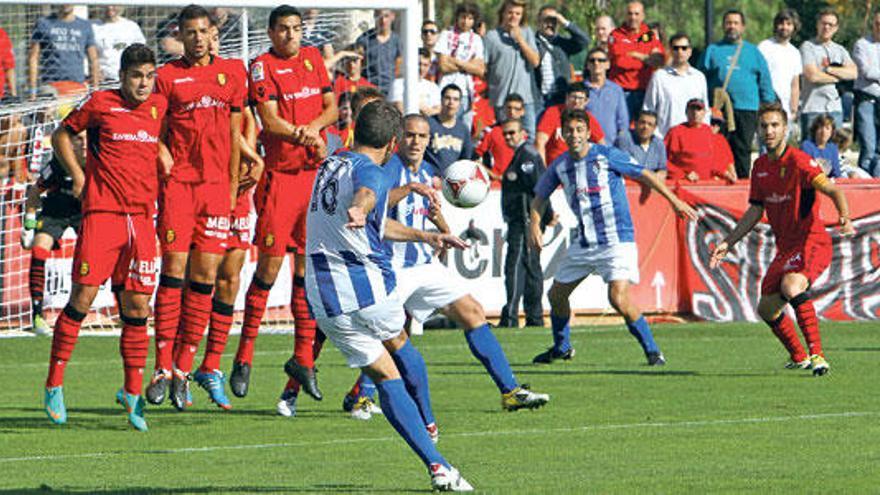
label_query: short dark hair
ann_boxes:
[453,2,481,26]
[817,7,839,24]
[723,9,745,25]
[773,9,801,33]
[178,4,211,26]
[337,91,353,108]
[758,102,788,124]
[566,81,589,97]
[351,86,385,116]
[638,109,658,121]
[355,100,402,148]
[269,5,302,29]
[586,47,608,59]
[441,83,462,98]
[500,117,523,129]
[561,108,590,130]
[504,93,524,105]
[120,43,156,72]
[669,32,690,46]
[418,47,430,58]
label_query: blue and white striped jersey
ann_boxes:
[534,144,644,248]
[305,151,396,318]
[384,154,437,269]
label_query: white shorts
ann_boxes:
[315,294,406,369]
[396,263,467,322]
[554,242,640,284]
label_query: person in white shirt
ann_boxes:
[642,33,709,136]
[390,49,441,116]
[93,6,145,83]
[758,9,803,125]
[853,11,880,177]
[435,3,485,126]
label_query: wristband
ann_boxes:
[24,218,37,230]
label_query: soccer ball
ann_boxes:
[441,160,490,208]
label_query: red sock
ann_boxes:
[292,276,317,368]
[791,294,823,356]
[346,377,361,399]
[153,276,184,371]
[46,305,86,388]
[30,246,49,314]
[766,314,807,362]
[284,377,301,393]
[235,277,272,365]
[120,315,149,395]
[200,299,234,373]
[173,281,214,373]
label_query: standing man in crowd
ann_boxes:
[0,26,16,98]
[28,4,100,100]
[593,15,615,52]
[700,9,776,178]
[800,8,856,135]
[426,84,473,172]
[146,5,245,411]
[710,102,854,376]
[534,6,589,109]
[584,47,628,141]
[483,0,541,141]
[606,1,664,121]
[390,48,441,117]
[421,19,441,82]
[93,5,146,83]
[234,5,337,403]
[356,9,402,97]
[853,10,880,177]
[435,3,485,127]
[758,9,802,129]
[614,110,667,180]
[643,33,709,136]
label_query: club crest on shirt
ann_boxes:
[217,73,227,86]
[265,233,275,247]
[304,59,313,72]
[151,106,158,120]
[79,262,89,276]
[251,61,265,82]
[165,229,176,244]
[780,167,786,178]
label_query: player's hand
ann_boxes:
[238,155,264,193]
[709,241,729,269]
[428,232,468,251]
[298,124,323,148]
[722,169,737,184]
[528,222,543,253]
[409,182,439,207]
[346,206,367,228]
[546,213,560,227]
[509,25,523,42]
[840,218,856,237]
[686,171,700,183]
[673,199,698,222]
[71,174,85,199]
[158,153,174,179]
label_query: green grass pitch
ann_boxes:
[1,321,878,493]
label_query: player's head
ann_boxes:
[268,5,303,57]
[758,102,788,149]
[354,100,402,165]
[561,108,591,157]
[440,84,462,117]
[503,93,525,120]
[119,43,157,104]
[565,81,589,110]
[350,86,385,120]
[501,118,525,148]
[399,114,430,166]
[178,5,213,61]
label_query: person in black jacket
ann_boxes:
[535,6,590,109]
[498,118,553,328]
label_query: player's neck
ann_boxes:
[185,53,213,67]
[768,143,787,161]
[352,145,388,165]
[570,143,590,160]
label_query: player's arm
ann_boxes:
[87,45,101,88]
[26,41,39,100]
[51,126,85,197]
[535,131,549,164]
[427,203,451,234]
[384,219,466,250]
[635,168,698,220]
[388,182,438,208]
[255,100,309,145]
[528,196,549,253]
[301,90,338,145]
[345,186,378,228]
[709,203,764,268]
[227,110,242,209]
[813,174,855,236]
[238,106,263,192]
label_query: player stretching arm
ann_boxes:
[710,102,854,375]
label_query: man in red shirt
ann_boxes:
[0,26,15,98]
[535,82,605,165]
[332,46,376,100]
[231,5,337,401]
[43,44,167,431]
[477,92,525,181]
[146,5,245,411]
[607,1,664,120]
[710,102,855,376]
[665,98,736,182]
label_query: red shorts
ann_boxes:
[72,212,158,294]
[254,169,316,256]
[158,178,231,255]
[228,190,254,251]
[761,239,832,296]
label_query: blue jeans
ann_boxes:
[624,90,645,125]
[854,93,880,177]
[495,102,537,144]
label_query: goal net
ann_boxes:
[0,1,421,332]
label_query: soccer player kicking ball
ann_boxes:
[146,5,245,411]
[529,109,697,365]
[43,44,167,431]
[306,100,473,491]
[710,102,854,376]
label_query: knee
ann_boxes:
[382,331,408,353]
[255,255,282,282]
[779,276,808,301]
[756,297,780,322]
[547,284,567,307]
[457,298,487,329]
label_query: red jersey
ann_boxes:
[250,47,332,174]
[332,74,375,100]
[0,28,13,98]
[607,23,664,91]
[749,147,830,251]
[155,56,247,184]
[62,89,167,215]
[664,123,715,180]
[537,104,604,165]
[712,132,734,176]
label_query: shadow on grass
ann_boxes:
[436,369,699,377]
[0,484,426,494]
[829,346,880,352]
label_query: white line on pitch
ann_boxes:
[0,411,875,464]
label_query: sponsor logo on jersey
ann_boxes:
[174,77,195,84]
[765,193,792,204]
[251,61,265,82]
[79,262,89,276]
[218,73,227,86]
[276,68,293,74]
[756,172,768,178]
[111,130,159,144]
[110,107,131,113]
[282,87,321,100]
[181,95,228,112]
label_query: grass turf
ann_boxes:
[0,321,878,493]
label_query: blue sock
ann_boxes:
[391,340,436,426]
[627,316,659,354]
[376,378,448,469]
[550,314,571,352]
[465,324,518,394]
[358,373,377,400]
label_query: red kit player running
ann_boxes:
[229,5,337,401]
[146,5,246,411]
[43,44,167,431]
[710,102,855,376]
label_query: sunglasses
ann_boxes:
[588,58,607,63]
[672,45,691,51]
[422,29,437,35]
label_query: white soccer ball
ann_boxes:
[441,160,490,208]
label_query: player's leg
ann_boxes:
[607,280,665,365]
[756,293,808,368]
[116,290,152,431]
[382,330,437,438]
[533,278,583,363]
[445,295,549,411]
[28,231,54,335]
[779,272,828,375]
